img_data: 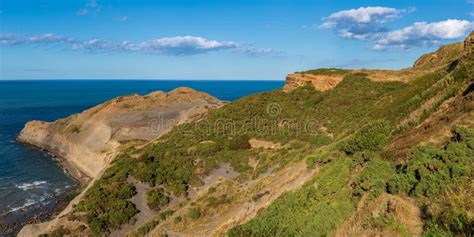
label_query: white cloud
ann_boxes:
[320,6,414,40]
[77,0,100,16]
[114,16,129,22]
[320,6,472,50]
[0,33,74,46]
[0,33,273,56]
[374,19,474,50]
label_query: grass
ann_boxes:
[301,68,351,76]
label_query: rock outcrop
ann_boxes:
[464,31,474,54]
[283,72,345,92]
[283,35,471,93]
[17,87,223,180]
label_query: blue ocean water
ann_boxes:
[0,80,284,234]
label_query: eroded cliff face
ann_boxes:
[283,41,466,93]
[17,87,223,180]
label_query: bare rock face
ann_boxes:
[17,87,223,179]
[283,72,345,92]
[464,31,474,53]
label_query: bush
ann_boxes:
[207,196,218,207]
[50,227,66,237]
[310,133,332,148]
[388,128,473,197]
[228,135,251,150]
[340,120,392,155]
[135,220,159,236]
[147,188,170,211]
[159,210,174,220]
[208,187,217,193]
[351,152,395,199]
[187,209,201,219]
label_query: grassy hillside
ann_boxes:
[229,41,474,236]
[48,36,474,236]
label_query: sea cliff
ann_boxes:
[17,87,223,236]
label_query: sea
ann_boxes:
[0,80,284,236]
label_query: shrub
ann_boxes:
[351,152,395,199]
[159,210,174,220]
[174,216,182,223]
[50,227,66,237]
[208,187,217,193]
[388,128,473,197]
[135,220,159,236]
[310,133,332,148]
[207,196,218,207]
[147,188,170,211]
[340,120,392,155]
[228,135,251,150]
[187,209,201,219]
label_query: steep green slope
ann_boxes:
[229,37,474,236]
[51,34,474,236]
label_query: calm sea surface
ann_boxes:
[0,80,284,235]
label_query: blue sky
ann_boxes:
[1,0,473,80]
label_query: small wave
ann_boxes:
[0,199,37,216]
[15,181,47,190]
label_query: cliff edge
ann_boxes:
[17,87,223,181]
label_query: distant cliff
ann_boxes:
[284,41,465,92]
[17,87,223,181]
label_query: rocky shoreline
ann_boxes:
[15,141,91,185]
[0,149,82,237]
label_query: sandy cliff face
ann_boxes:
[17,87,223,180]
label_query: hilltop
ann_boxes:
[19,32,474,236]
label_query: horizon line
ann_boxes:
[0,78,285,81]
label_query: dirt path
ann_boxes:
[188,163,239,199]
[110,176,156,237]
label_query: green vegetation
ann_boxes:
[75,154,138,234]
[388,127,473,197]
[351,152,395,200]
[73,41,473,235]
[340,120,392,155]
[66,124,81,134]
[130,220,160,237]
[187,209,201,219]
[147,188,170,211]
[310,133,332,148]
[229,157,356,236]
[230,123,473,236]
[302,68,351,76]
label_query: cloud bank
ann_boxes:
[320,6,474,50]
[374,19,474,50]
[0,33,273,56]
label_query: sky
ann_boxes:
[1,0,473,80]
